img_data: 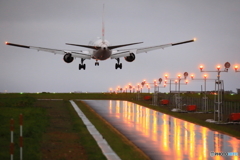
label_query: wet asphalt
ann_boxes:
[82,100,240,160]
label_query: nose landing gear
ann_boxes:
[95,61,99,66]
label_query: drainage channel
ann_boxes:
[69,100,121,160]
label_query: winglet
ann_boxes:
[172,39,195,46]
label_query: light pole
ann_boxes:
[145,78,166,106]
[165,72,189,109]
[141,80,146,93]
[129,84,132,93]
[191,74,214,112]
[199,62,230,123]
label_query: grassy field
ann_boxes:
[0,96,48,159]
[37,100,107,160]
[0,93,239,159]
[0,97,109,160]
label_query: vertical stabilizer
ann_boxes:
[102,4,105,43]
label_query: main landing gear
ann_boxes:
[79,58,86,70]
[115,58,122,69]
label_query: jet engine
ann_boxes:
[124,53,135,62]
[63,53,74,63]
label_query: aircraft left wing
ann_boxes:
[5,42,91,59]
[117,39,195,55]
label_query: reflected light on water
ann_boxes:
[89,100,240,160]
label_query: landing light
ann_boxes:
[193,38,197,41]
[5,41,8,45]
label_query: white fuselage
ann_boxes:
[89,39,112,60]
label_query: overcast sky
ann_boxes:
[1,0,240,93]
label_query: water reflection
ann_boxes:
[84,100,240,160]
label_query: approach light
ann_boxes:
[235,65,238,71]
[191,74,194,79]
[217,65,220,71]
[178,74,181,79]
[165,74,168,79]
[185,80,188,84]
[164,84,166,87]
[204,74,207,78]
[199,65,203,71]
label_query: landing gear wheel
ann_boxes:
[79,64,86,70]
[115,63,122,69]
[119,63,122,69]
[79,58,86,70]
[115,58,122,69]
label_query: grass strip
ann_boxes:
[65,100,107,160]
[75,100,150,160]
[38,100,106,160]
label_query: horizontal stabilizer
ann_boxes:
[66,43,100,50]
[108,42,143,50]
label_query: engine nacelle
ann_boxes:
[63,53,74,63]
[124,53,135,62]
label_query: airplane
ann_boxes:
[5,6,195,70]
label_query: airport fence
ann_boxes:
[135,93,240,115]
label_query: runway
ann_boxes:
[82,100,240,160]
